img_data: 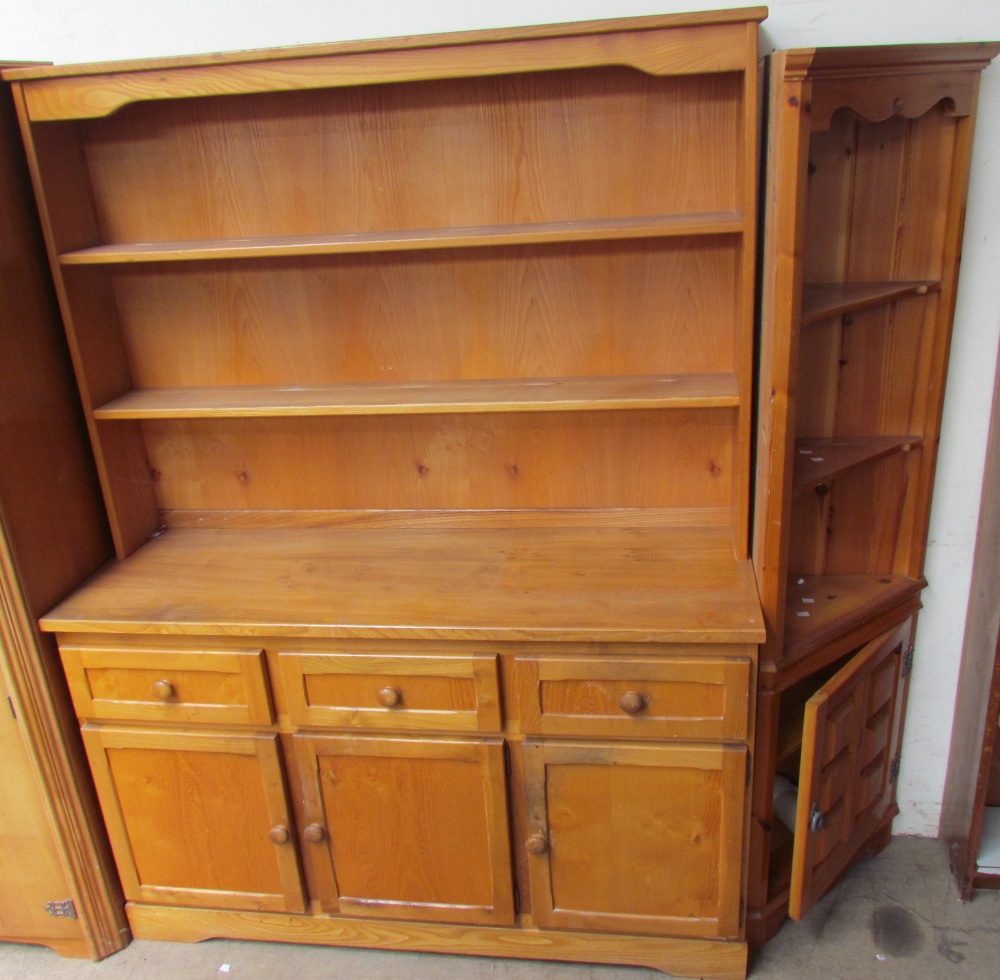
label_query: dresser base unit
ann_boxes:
[127,904,749,979]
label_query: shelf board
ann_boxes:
[39,525,764,643]
[792,435,921,491]
[57,212,744,265]
[783,574,925,661]
[93,374,741,420]
[801,280,939,327]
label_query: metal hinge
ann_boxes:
[746,752,753,786]
[809,804,824,833]
[902,645,915,678]
[890,754,902,783]
[739,897,746,929]
[45,899,77,919]
[513,881,520,914]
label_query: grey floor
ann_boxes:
[3,837,999,978]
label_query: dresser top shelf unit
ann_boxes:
[11,10,764,657]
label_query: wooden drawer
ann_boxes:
[278,651,501,732]
[516,655,751,740]
[60,644,273,725]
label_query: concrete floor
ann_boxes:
[3,837,999,979]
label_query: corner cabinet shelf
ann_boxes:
[8,10,766,980]
[750,42,999,946]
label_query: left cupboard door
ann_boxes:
[82,725,306,913]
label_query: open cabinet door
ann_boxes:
[788,618,913,919]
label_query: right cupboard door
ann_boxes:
[523,739,747,938]
[789,619,912,919]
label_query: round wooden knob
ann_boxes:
[525,833,549,856]
[151,680,174,701]
[303,823,326,844]
[619,691,647,715]
[268,825,290,845]
[377,686,401,708]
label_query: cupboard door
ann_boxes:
[296,733,514,926]
[789,619,911,919]
[83,725,305,913]
[523,739,747,938]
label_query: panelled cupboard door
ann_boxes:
[82,725,306,913]
[789,620,911,919]
[295,733,514,926]
[523,739,747,938]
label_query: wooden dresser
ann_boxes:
[5,9,766,978]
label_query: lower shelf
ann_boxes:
[126,902,750,979]
[780,574,924,666]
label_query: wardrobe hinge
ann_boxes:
[890,754,902,783]
[513,881,520,913]
[902,645,915,677]
[504,748,512,779]
[739,897,746,929]
[45,899,77,919]
[809,804,824,833]
[746,752,753,786]
[6,696,15,720]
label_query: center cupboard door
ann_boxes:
[294,733,515,926]
[522,739,748,938]
[789,618,913,919]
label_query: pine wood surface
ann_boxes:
[523,739,747,938]
[41,526,764,643]
[788,620,909,919]
[801,280,938,326]
[97,239,739,387]
[94,374,741,419]
[792,436,920,491]
[9,15,764,123]
[296,733,514,926]
[126,901,749,978]
[60,213,745,263]
[516,654,751,741]
[0,78,127,959]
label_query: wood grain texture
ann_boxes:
[15,21,758,121]
[126,901,750,978]
[0,80,127,960]
[69,69,740,242]
[516,655,752,740]
[40,526,765,643]
[789,620,909,919]
[83,725,305,913]
[295,733,514,926]
[60,645,273,725]
[137,410,735,514]
[60,213,744,263]
[278,651,501,732]
[101,239,740,386]
[523,739,746,937]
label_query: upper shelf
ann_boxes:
[801,280,939,327]
[93,374,741,420]
[58,212,745,265]
[793,435,921,491]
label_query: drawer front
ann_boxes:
[60,644,273,725]
[516,655,751,740]
[279,652,501,733]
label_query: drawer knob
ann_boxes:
[151,680,175,701]
[525,833,549,856]
[619,691,647,715]
[268,824,290,845]
[377,686,401,708]
[303,823,326,844]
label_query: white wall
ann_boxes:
[3,0,999,836]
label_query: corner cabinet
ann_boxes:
[750,43,999,944]
[7,10,766,980]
